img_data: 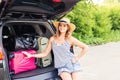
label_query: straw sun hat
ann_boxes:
[53,18,76,33]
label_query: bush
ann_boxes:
[109,6,120,30]
[67,1,94,39]
[92,6,112,37]
[65,1,120,45]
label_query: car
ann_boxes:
[0,0,80,80]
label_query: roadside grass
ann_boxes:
[75,30,120,46]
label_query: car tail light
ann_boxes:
[0,53,3,60]
[53,0,62,3]
[0,47,3,60]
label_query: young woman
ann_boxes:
[23,18,88,80]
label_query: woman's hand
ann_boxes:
[72,57,79,63]
[22,51,34,58]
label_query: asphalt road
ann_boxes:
[74,42,120,80]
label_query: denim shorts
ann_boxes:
[58,60,81,75]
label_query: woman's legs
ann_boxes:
[60,71,80,80]
[72,72,80,80]
[58,60,81,80]
[60,71,72,80]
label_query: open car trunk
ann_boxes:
[1,0,81,19]
[2,20,60,80]
[0,0,81,80]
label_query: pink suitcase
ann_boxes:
[9,49,36,74]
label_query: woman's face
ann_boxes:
[58,22,68,33]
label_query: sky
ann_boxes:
[92,0,104,5]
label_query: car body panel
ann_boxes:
[13,69,59,80]
[1,0,81,19]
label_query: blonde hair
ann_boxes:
[54,23,72,39]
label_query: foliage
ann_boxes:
[65,1,120,45]
[109,6,120,30]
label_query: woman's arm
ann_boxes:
[23,36,53,58]
[71,36,88,63]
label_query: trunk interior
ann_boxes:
[2,21,57,79]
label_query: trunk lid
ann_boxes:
[0,0,81,19]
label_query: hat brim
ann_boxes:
[53,22,76,32]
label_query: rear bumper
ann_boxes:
[0,68,4,80]
[0,61,3,67]
[13,69,61,80]
[0,60,4,79]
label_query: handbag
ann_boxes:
[15,34,38,50]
